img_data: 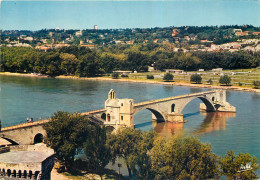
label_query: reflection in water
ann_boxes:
[152,121,184,138]
[195,112,236,134]
[150,112,236,138]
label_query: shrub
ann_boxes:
[190,74,202,84]
[253,81,260,89]
[163,73,174,81]
[121,74,128,78]
[238,82,242,86]
[112,72,119,79]
[219,75,231,86]
[147,75,154,79]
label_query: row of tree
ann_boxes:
[1,46,259,77]
[43,111,259,179]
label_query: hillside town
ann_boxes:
[1,25,260,52]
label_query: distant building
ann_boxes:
[200,39,208,43]
[113,71,132,75]
[75,30,82,37]
[172,29,179,37]
[253,32,260,35]
[80,44,95,49]
[148,66,155,72]
[153,39,159,43]
[212,68,223,72]
[24,37,33,41]
[235,31,249,36]
[35,45,51,52]
[126,41,134,45]
[165,69,184,74]
[49,32,54,37]
[233,29,242,33]
[94,25,98,30]
[13,43,32,47]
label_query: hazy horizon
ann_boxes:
[1,0,260,31]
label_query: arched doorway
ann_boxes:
[101,113,106,120]
[107,114,111,122]
[34,133,43,144]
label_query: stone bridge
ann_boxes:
[0,89,235,144]
[104,89,236,130]
[0,109,105,145]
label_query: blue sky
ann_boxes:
[1,0,260,30]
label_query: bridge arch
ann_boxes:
[134,107,166,122]
[179,96,216,113]
[34,133,43,144]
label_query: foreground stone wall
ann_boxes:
[0,145,54,180]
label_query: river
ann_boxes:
[0,75,260,176]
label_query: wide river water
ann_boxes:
[0,75,260,176]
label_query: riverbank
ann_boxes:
[1,72,259,93]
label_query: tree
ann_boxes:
[253,80,260,89]
[147,75,154,79]
[112,72,119,79]
[43,111,91,171]
[60,53,78,75]
[107,128,156,179]
[107,128,141,178]
[190,74,202,84]
[220,150,258,179]
[84,125,111,174]
[219,75,231,85]
[76,53,101,77]
[163,72,174,81]
[151,136,220,179]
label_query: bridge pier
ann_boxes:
[167,113,184,123]
[200,102,236,112]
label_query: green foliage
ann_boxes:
[76,53,102,77]
[60,53,78,75]
[151,136,220,179]
[112,72,119,79]
[163,73,174,81]
[219,75,231,85]
[190,74,202,84]
[253,80,260,89]
[107,128,157,179]
[220,150,259,179]
[1,44,260,77]
[146,75,154,79]
[43,111,91,171]
[84,125,111,173]
[121,74,128,78]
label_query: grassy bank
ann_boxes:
[1,69,259,93]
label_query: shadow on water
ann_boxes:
[135,121,153,128]
[136,111,236,138]
[183,111,200,118]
